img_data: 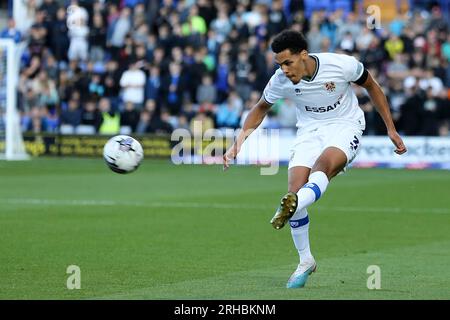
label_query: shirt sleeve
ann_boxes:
[341,55,365,83]
[120,72,129,86]
[262,72,284,104]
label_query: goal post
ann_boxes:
[0,38,29,160]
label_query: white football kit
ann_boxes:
[263,52,367,169]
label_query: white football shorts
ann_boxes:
[288,122,364,170]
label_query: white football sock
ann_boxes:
[290,207,313,263]
[296,171,329,212]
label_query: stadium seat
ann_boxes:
[60,124,75,135]
[75,125,96,135]
[304,0,332,18]
[120,126,132,135]
[333,0,351,14]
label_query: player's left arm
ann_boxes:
[356,70,407,155]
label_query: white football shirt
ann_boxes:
[263,52,366,132]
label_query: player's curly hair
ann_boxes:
[271,30,308,54]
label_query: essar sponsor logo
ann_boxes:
[304,98,341,113]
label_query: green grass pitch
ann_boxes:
[0,158,449,299]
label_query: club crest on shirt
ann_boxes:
[324,81,336,92]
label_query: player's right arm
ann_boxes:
[223,98,272,170]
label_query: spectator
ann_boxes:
[181,5,207,37]
[14,0,39,34]
[31,70,58,107]
[216,91,243,128]
[339,31,356,53]
[389,14,406,37]
[19,87,39,113]
[196,74,217,104]
[186,50,207,102]
[44,54,59,80]
[232,50,253,100]
[360,37,385,71]
[26,107,48,133]
[120,102,140,132]
[156,109,174,134]
[421,87,441,136]
[161,62,185,115]
[88,74,105,100]
[107,6,131,57]
[306,24,324,53]
[356,26,375,52]
[386,54,409,87]
[0,19,22,43]
[60,99,82,128]
[98,98,120,135]
[210,8,232,44]
[190,110,214,137]
[398,84,425,136]
[50,7,70,62]
[268,0,288,36]
[103,59,121,100]
[145,65,161,101]
[215,53,231,103]
[385,33,404,60]
[39,0,59,27]
[175,114,190,131]
[67,6,89,62]
[119,61,146,108]
[240,90,268,129]
[136,100,169,134]
[419,69,444,97]
[135,110,150,134]
[28,24,47,59]
[89,13,107,62]
[38,84,59,110]
[80,100,101,131]
[277,99,297,129]
[336,12,360,43]
[442,33,450,63]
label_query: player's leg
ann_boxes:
[287,168,314,254]
[311,146,348,178]
[270,166,309,229]
[285,166,320,288]
[270,133,319,230]
[286,166,314,262]
[288,166,311,193]
[284,125,363,288]
[282,149,347,289]
[292,146,347,213]
[268,134,320,288]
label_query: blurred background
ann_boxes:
[0,0,449,166]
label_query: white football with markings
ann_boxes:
[103,135,144,174]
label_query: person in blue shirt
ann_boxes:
[0,19,22,43]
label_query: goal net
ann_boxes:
[0,39,29,160]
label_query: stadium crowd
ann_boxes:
[1,0,449,136]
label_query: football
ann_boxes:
[103,135,144,174]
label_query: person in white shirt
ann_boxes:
[67,3,89,61]
[223,30,407,289]
[119,62,146,107]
